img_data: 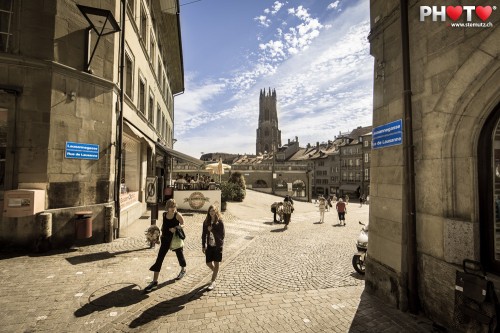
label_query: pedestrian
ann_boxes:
[327,196,333,211]
[359,195,363,207]
[345,194,350,204]
[336,198,347,226]
[282,195,294,229]
[145,199,187,292]
[271,202,283,223]
[333,194,337,202]
[318,195,326,223]
[202,205,225,291]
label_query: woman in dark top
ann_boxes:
[145,199,186,292]
[202,205,225,291]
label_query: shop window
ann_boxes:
[479,105,500,273]
[121,134,140,208]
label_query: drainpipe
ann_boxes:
[115,0,127,238]
[400,0,419,314]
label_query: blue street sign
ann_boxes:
[65,141,99,160]
[372,119,403,149]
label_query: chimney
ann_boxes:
[288,138,290,145]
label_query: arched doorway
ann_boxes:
[253,179,268,188]
[292,180,306,197]
[478,104,500,274]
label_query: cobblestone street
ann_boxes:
[0,190,435,332]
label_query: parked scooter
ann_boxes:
[352,221,368,275]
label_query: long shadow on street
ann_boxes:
[128,285,208,329]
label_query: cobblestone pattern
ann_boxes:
[0,193,436,333]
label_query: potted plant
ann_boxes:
[219,182,233,211]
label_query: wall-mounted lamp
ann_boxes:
[77,4,121,73]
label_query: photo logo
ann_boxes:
[420,5,494,21]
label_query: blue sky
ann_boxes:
[174,0,373,158]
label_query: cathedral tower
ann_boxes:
[256,88,281,154]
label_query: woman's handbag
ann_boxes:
[176,227,186,240]
[170,231,184,250]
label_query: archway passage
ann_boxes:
[292,180,306,198]
[253,179,268,188]
[478,104,500,274]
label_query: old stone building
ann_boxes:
[256,87,281,155]
[367,0,500,329]
[0,0,200,249]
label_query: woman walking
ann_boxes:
[282,195,294,229]
[202,205,225,291]
[145,199,187,292]
[318,195,326,223]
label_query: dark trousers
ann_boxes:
[283,213,291,225]
[150,237,186,272]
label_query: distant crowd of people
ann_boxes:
[174,174,218,190]
[271,193,369,228]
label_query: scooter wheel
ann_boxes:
[352,254,365,275]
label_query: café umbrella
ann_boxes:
[205,160,231,182]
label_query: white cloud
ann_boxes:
[254,15,271,27]
[327,1,341,10]
[175,0,373,157]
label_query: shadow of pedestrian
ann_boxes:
[128,285,207,329]
[270,227,286,232]
[74,283,148,317]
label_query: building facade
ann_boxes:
[256,88,281,155]
[367,0,500,329]
[0,0,198,249]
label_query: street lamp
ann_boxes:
[77,4,121,73]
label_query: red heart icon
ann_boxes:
[476,6,492,21]
[446,6,463,21]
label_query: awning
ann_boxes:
[156,143,204,167]
[124,122,155,149]
[339,184,360,191]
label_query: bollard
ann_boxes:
[38,213,52,239]
[35,213,52,252]
[104,205,114,243]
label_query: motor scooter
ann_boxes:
[352,221,368,275]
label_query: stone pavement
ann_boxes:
[0,190,439,332]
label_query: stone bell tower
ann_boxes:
[256,88,281,154]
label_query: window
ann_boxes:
[342,172,347,181]
[349,172,354,181]
[138,78,146,114]
[364,153,369,163]
[156,104,161,131]
[356,159,360,166]
[364,140,369,147]
[318,161,324,166]
[349,159,353,166]
[140,4,147,42]
[365,168,369,180]
[162,114,166,138]
[150,33,155,62]
[124,53,133,98]
[0,0,14,52]
[157,56,162,78]
[148,93,154,123]
[356,172,361,181]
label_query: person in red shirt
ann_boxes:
[336,198,347,226]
